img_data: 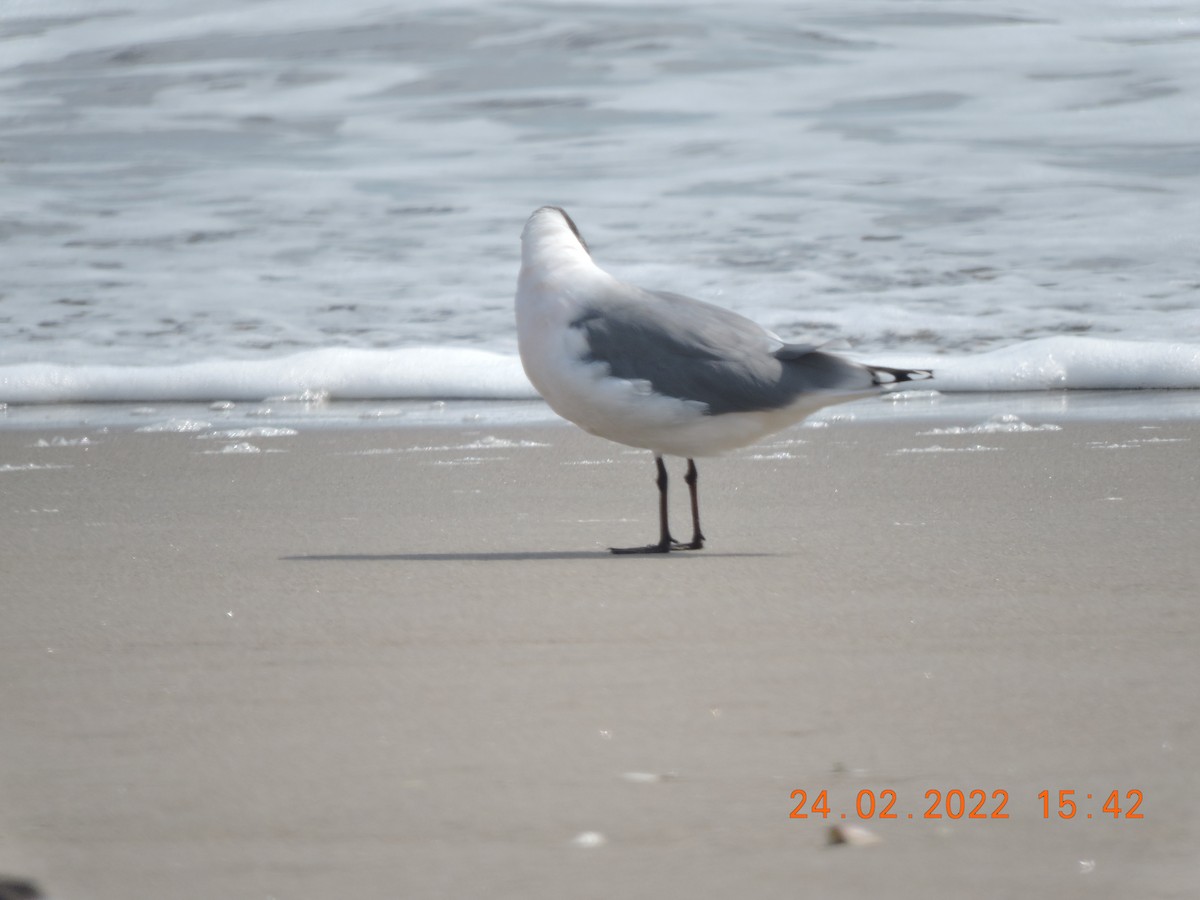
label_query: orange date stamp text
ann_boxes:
[788,788,1144,821]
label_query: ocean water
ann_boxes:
[2,0,1200,407]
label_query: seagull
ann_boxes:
[515,206,931,554]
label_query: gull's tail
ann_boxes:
[867,364,934,386]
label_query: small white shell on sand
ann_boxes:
[571,831,607,848]
[828,824,882,847]
[621,771,678,784]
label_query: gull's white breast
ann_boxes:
[516,265,834,456]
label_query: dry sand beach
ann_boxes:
[1,409,1197,899]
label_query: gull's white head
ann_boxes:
[520,206,592,272]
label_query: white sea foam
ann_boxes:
[1086,437,1191,450]
[4,336,1193,406]
[896,338,1200,392]
[918,414,1062,436]
[892,445,1003,454]
[196,427,298,439]
[883,390,944,403]
[34,436,93,447]
[0,348,533,404]
[344,436,548,455]
[134,419,213,433]
[403,437,550,453]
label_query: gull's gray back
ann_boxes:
[571,288,874,416]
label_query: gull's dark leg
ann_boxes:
[673,458,705,551]
[611,455,676,554]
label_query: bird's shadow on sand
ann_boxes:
[283,550,775,562]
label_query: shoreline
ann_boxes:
[2,387,1200,434]
[2,416,1197,898]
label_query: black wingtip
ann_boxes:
[868,365,934,386]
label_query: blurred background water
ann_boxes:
[2,0,1198,395]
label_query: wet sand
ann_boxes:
[1,416,1197,898]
